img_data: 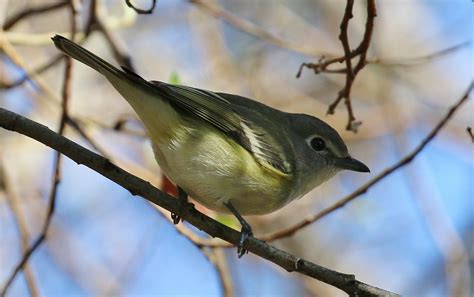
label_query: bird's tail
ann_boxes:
[52,35,124,79]
[51,34,180,138]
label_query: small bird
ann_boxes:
[52,35,369,257]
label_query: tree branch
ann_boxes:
[298,0,377,132]
[0,108,399,297]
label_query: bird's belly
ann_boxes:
[150,124,293,215]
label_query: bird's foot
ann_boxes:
[237,220,253,258]
[171,187,193,224]
[224,201,253,257]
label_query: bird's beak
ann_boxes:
[333,156,370,173]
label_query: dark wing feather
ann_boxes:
[150,81,292,174]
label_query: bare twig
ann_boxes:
[330,0,356,131]
[0,53,66,90]
[368,40,471,67]
[65,116,111,158]
[1,38,61,106]
[96,6,135,69]
[125,0,157,14]
[261,81,473,241]
[0,108,400,297]
[0,3,79,296]
[206,248,234,297]
[331,0,376,132]
[3,1,69,30]
[0,164,40,297]
[190,0,334,59]
[467,127,473,143]
[298,0,376,132]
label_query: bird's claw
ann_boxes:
[171,201,194,224]
[171,188,193,224]
[171,212,181,224]
[237,222,253,258]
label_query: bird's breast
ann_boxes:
[150,119,295,215]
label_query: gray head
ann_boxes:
[287,113,369,197]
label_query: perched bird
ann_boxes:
[52,35,369,257]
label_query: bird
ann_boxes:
[52,35,369,257]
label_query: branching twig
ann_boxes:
[125,0,157,14]
[331,0,357,131]
[261,81,473,241]
[0,108,400,297]
[296,40,471,76]
[298,0,377,132]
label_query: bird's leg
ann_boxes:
[224,201,253,258]
[171,186,193,224]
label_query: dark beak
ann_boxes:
[333,156,370,173]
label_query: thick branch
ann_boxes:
[0,108,399,297]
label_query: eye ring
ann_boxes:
[310,137,326,151]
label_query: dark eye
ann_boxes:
[310,137,326,151]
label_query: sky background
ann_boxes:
[1,0,473,296]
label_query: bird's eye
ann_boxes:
[310,137,326,151]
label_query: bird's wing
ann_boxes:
[150,81,292,175]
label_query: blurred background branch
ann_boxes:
[0,1,472,296]
[0,1,79,296]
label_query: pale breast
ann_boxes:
[150,121,294,215]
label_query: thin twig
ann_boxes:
[0,3,79,296]
[3,1,69,30]
[125,0,157,14]
[190,0,334,59]
[296,37,471,75]
[368,40,471,67]
[0,108,400,297]
[1,38,61,107]
[94,0,135,70]
[0,164,40,297]
[329,0,356,131]
[466,127,473,143]
[329,0,376,132]
[261,81,473,241]
[205,248,234,297]
[65,116,111,158]
[0,53,66,90]
[297,0,376,132]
